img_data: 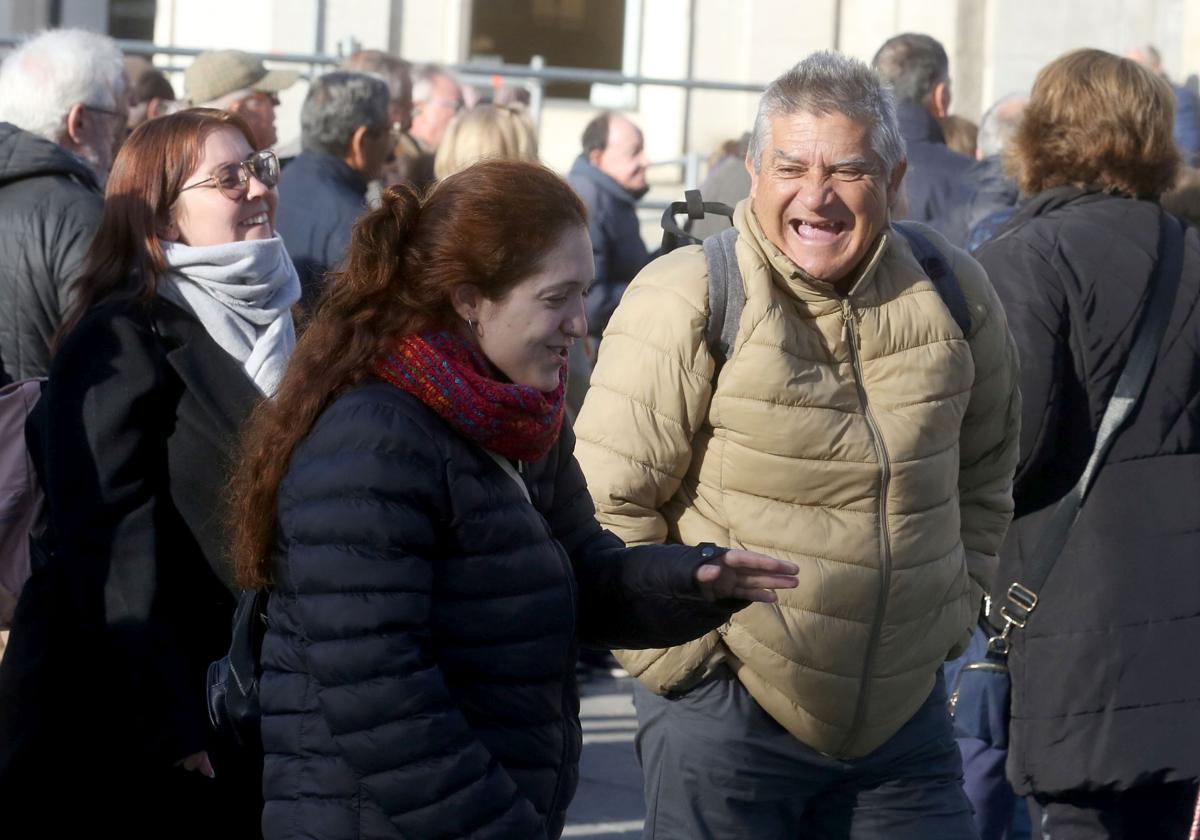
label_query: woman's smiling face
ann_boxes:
[457,224,594,392]
[168,127,278,247]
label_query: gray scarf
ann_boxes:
[158,235,300,395]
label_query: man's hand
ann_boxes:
[694,548,799,603]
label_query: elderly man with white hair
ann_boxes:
[0,28,127,380]
[575,51,1021,838]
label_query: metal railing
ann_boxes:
[0,35,763,197]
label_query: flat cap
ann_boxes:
[186,49,299,105]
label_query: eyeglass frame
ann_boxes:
[178,149,281,201]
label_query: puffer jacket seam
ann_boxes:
[618,281,707,318]
[576,437,685,482]
[596,329,711,379]
[583,382,689,430]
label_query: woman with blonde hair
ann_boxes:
[432,102,538,180]
[975,48,1200,838]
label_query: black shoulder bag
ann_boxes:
[207,586,270,751]
[949,211,1187,745]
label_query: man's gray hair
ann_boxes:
[412,64,456,104]
[0,28,126,143]
[872,33,949,105]
[341,50,412,107]
[977,93,1028,159]
[300,71,390,156]
[748,51,905,176]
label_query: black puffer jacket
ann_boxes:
[976,188,1200,795]
[260,381,738,839]
[0,122,103,379]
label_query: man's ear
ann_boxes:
[63,103,88,149]
[887,159,908,206]
[745,153,759,200]
[930,80,951,119]
[346,125,370,173]
[587,148,604,168]
[449,283,483,324]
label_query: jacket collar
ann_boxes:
[150,297,262,441]
[287,149,369,197]
[568,154,646,205]
[896,101,947,146]
[734,199,890,303]
[0,121,101,193]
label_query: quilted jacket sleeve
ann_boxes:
[574,247,716,546]
[948,245,1022,601]
[279,399,545,840]
[543,424,740,650]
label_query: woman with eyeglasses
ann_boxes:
[0,108,295,838]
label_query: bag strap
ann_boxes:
[703,226,745,370]
[482,447,532,504]
[990,211,1186,655]
[892,222,972,335]
[660,189,736,252]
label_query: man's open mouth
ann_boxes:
[790,219,846,242]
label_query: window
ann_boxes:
[109,0,157,40]
[469,0,627,99]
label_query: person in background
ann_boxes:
[275,72,391,311]
[964,93,1028,253]
[1128,43,1200,166]
[185,49,299,150]
[232,160,799,839]
[874,32,975,246]
[686,133,751,240]
[567,111,650,345]
[433,102,538,180]
[975,48,1200,839]
[0,28,125,379]
[939,113,979,157]
[395,64,463,192]
[125,55,181,135]
[1161,166,1200,227]
[339,48,414,194]
[0,108,298,838]
[576,51,1020,839]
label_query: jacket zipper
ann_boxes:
[839,297,894,755]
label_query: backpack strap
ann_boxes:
[893,222,972,336]
[662,189,736,252]
[703,226,745,370]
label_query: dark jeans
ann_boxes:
[1029,782,1199,840]
[633,667,977,839]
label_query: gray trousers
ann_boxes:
[633,667,978,840]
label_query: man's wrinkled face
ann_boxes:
[748,110,904,284]
[591,115,648,194]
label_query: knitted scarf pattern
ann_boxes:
[374,331,565,463]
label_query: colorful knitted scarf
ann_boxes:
[374,331,565,463]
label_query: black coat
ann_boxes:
[0,122,103,379]
[567,155,649,339]
[976,188,1200,795]
[0,296,263,836]
[896,102,974,248]
[275,151,369,311]
[260,381,737,840]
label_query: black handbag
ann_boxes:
[206,586,270,750]
[948,211,1187,743]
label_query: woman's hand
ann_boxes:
[694,548,799,603]
[175,750,215,778]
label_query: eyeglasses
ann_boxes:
[179,150,280,200]
[83,104,125,120]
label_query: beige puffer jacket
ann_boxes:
[574,202,1020,758]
